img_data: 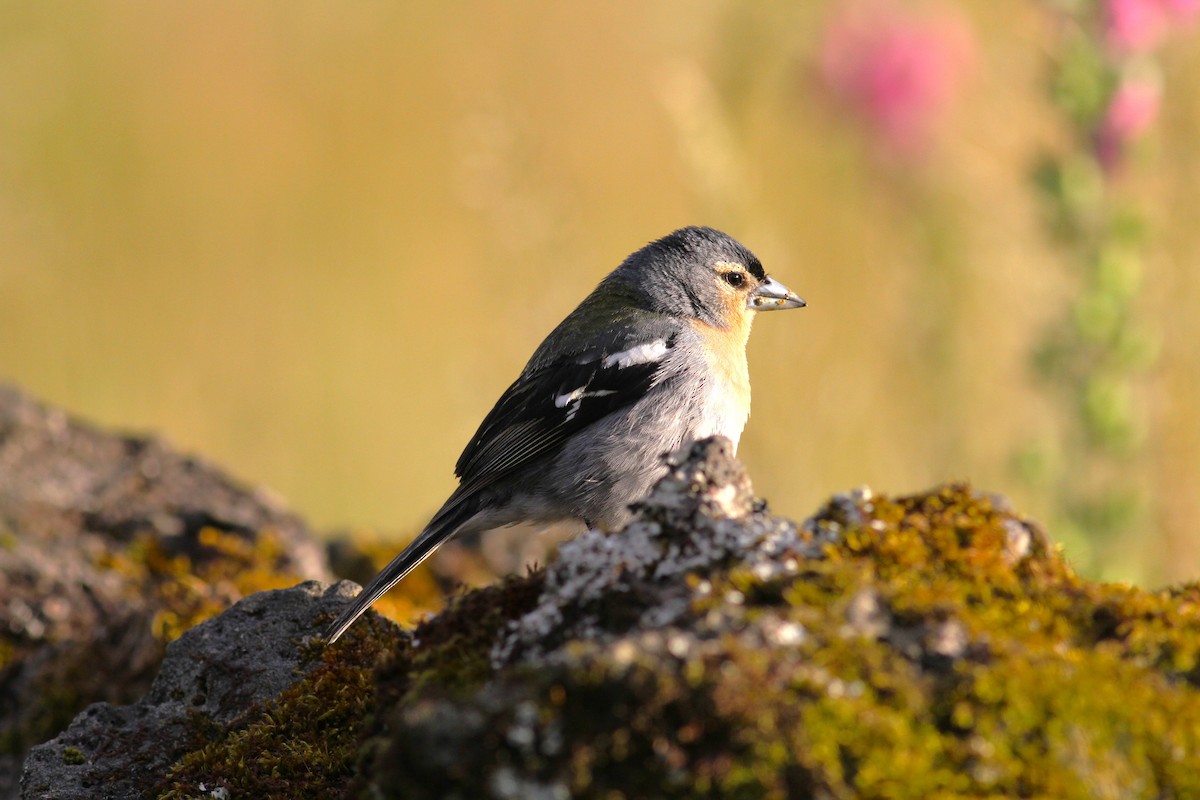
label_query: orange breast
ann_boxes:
[689,314,753,447]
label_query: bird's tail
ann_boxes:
[325,496,479,643]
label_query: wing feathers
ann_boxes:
[454,331,677,485]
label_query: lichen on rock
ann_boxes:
[491,436,817,666]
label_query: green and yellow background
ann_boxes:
[2,2,1197,583]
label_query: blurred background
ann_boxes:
[1,1,1197,584]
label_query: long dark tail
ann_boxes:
[325,496,479,643]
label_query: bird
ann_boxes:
[325,226,805,642]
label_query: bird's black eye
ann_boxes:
[722,271,746,288]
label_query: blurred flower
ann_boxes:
[1102,0,1200,55]
[1103,0,1168,54]
[1164,0,1200,15]
[818,0,974,159]
[1094,70,1162,171]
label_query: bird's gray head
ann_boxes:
[612,226,804,329]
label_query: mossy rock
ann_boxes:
[349,445,1200,799]
[149,438,1200,799]
[0,382,331,795]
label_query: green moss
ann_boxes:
[156,612,402,800]
[354,483,1200,799]
[61,746,86,766]
[125,483,1200,798]
[389,572,545,698]
[350,573,546,794]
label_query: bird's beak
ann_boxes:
[748,276,806,311]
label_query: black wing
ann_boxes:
[453,332,678,491]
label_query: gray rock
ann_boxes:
[492,437,815,666]
[20,581,359,800]
[0,382,328,581]
[0,382,332,798]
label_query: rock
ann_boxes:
[490,436,818,666]
[352,440,1200,799]
[0,382,327,579]
[0,383,331,798]
[19,582,383,800]
[17,435,1200,798]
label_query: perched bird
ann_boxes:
[326,226,804,642]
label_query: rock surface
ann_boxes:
[20,582,376,800]
[354,443,1200,799]
[13,427,1200,798]
[0,383,331,798]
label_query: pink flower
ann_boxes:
[1104,0,1170,54]
[1094,72,1162,171]
[818,1,974,159]
[1103,0,1200,55]
[1161,0,1200,20]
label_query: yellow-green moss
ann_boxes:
[142,544,536,799]
[156,612,401,800]
[123,484,1200,798]
[387,572,546,698]
[1,525,309,763]
[356,483,1200,799]
[97,526,303,643]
